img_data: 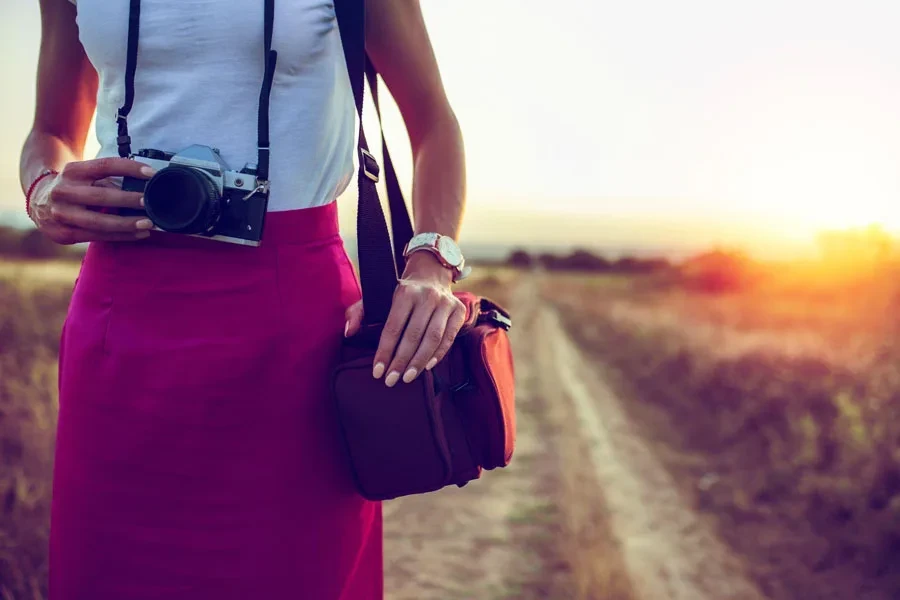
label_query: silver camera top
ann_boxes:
[132,144,260,196]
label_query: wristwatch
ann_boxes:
[402,232,470,282]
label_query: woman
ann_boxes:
[19,0,467,597]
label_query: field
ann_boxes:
[4,253,900,598]
[0,260,76,599]
[549,265,900,599]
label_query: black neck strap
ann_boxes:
[115,0,141,158]
[257,0,277,182]
[116,0,277,183]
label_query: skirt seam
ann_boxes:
[99,244,117,356]
[273,246,288,335]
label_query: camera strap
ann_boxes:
[115,0,140,159]
[257,0,277,183]
[115,0,278,186]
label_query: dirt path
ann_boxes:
[535,303,764,600]
[383,276,764,599]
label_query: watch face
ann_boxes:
[438,236,463,266]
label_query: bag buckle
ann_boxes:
[360,148,380,183]
[483,309,512,331]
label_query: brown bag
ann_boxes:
[331,1,516,501]
[333,293,515,500]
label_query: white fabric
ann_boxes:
[70,0,356,211]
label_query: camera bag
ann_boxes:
[331,0,517,501]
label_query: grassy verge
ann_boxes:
[0,261,76,600]
[548,272,900,600]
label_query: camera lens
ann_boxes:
[142,166,222,234]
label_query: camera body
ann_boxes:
[120,145,268,246]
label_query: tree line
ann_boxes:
[504,247,756,293]
[0,225,83,260]
[505,248,671,273]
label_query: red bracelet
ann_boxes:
[25,169,58,221]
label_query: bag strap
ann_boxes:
[365,62,416,276]
[116,0,278,185]
[334,0,416,325]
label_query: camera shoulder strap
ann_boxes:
[334,0,417,325]
[115,0,277,185]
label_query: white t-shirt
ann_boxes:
[69,0,356,211]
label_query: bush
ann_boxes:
[613,257,671,274]
[20,230,63,259]
[678,249,756,293]
[538,249,610,272]
[0,227,27,256]
[506,249,534,268]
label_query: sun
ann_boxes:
[725,134,900,241]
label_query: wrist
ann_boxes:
[25,169,58,223]
[401,232,467,283]
[403,251,455,286]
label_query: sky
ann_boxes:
[3,1,900,258]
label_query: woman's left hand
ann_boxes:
[344,252,467,387]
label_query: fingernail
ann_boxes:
[372,362,385,379]
[140,166,156,177]
[402,368,418,384]
[136,231,151,239]
[425,358,438,371]
[139,196,145,207]
[385,371,400,387]
[136,219,153,230]
[344,321,350,337]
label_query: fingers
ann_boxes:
[90,177,125,190]
[49,201,152,234]
[62,157,155,182]
[382,294,439,387]
[54,184,145,209]
[372,289,416,382]
[402,302,454,383]
[371,285,469,387]
[426,303,467,371]
[344,301,364,338]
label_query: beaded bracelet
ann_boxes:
[24,169,58,222]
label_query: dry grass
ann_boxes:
[455,264,520,308]
[0,260,80,286]
[548,267,900,600]
[0,260,76,599]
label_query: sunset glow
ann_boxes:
[3,1,900,258]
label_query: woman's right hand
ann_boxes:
[29,157,157,244]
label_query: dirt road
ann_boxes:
[383,277,764,600]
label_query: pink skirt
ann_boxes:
[50,203,382,599]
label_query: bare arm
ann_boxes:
[346,0,469,387]
[365,0,466,243]
[21,0,154,244]
[20,0,97,190]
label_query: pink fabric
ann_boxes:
[50,203,382,599]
